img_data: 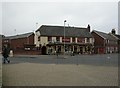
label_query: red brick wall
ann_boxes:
[91,31,105,54]
[28,34,34,44]
[2,34,39,55]
[91,32,104,46]
[14,50,41,55]
[11,38,25,50]
[10,34,34,50]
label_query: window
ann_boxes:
[57,46,61,52]
[106,40,109,44]
[106,40,107,43]
[107,47,110,53]
[65,45,69,52]
[77,38,85,43]
[71,46,73,51]
[4,40,9,43]
[74,46,77,52]
[48,36,52,41]
[72,37,75,43]
[56,37,60,42]
[38,36,40,41]
[86,38,89,43]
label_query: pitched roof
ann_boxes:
[0,34,2,38]
[4,32,34,40]
[36,25,93,37]
[0,35,2,41]
[92,30,117,40]
[115,34,120,39]
[0,34,5,39]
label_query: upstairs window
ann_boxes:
[56,37,60,42]
[86,38,89,43]
[77,38,85,43]
[38,36,40,41]
[106,40,109,44]
[72,37,75,43]
[48,36,52,42]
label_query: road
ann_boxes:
[8,54,118,67]
[2,54,119,86]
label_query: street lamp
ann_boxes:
[64,20,67,58]
[14,29,16,35]
[34,22,39,47]
[36,22,38,29]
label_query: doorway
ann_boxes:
[42,46,47,55]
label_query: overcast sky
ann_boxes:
[0,1,119,36]
[0,2,2,35]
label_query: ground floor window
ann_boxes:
[47,44,93,54]
[79,47,83,54]
[115,47,118,52]
[65,45,69,52]
[57,46,61,52]
[71,46,73,51]
[107,47,110,53]
[74,46,77,53]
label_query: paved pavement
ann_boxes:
[2,54,119,86]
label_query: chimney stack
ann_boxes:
[111,29,116,35]
[87,24,90,32]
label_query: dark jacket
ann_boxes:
[2,47,9,58]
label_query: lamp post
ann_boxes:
[14,29,16,35]
[36,22,38,29]
[35,22,38,46]
[64,20,67,58]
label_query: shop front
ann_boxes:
[46,42,93,55]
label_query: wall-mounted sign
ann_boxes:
[62,37,70,42]
[77,38,85,43]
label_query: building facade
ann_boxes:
[2,32,39,54]
[91,30,118,54]
[109,29,120,53]
[0,35,3,53]
[35,25,94,55]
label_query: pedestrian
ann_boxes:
[56,50,59,57]
[2,46,10,64]
[56,48,60,57]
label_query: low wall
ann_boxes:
[12,50,41,55]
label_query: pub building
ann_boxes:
[35,25,94,55]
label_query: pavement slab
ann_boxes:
[2,54,119,86]
[3,63,118,86]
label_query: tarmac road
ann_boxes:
[8,54,118,67]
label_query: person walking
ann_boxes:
[56,47,60,57]
[2,46,10,64]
